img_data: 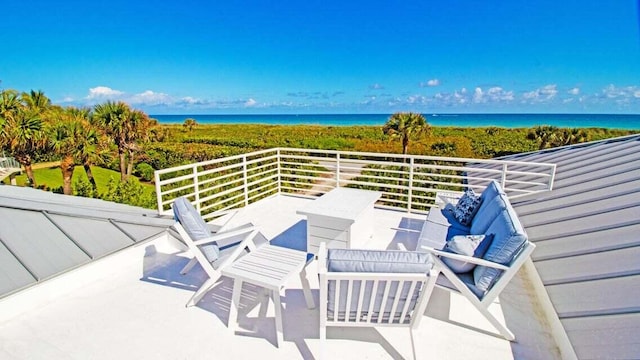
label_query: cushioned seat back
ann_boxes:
[473,204,527,292]
[470,181,507,234]
[173,197,220,261]
[326,249,432,317]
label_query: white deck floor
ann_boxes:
[0,194,562,359]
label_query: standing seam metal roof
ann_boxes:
[0,186,174,299]
[499,134,640,359]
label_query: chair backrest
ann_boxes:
[318,243,431,328]
[173,197,221,262]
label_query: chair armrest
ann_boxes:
[422,247,510,271]
[436,190,464,206]
[192,225,260,247]
[318,242,328,276]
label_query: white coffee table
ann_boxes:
[297,187,381,254]
[222,244,315,347]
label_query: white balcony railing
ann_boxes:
[0,154,21,182]
[154,148,556,219]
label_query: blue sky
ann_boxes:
[1,1,639,114]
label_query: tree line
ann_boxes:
[0,89,157,195]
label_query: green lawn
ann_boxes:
[4,166,155,196]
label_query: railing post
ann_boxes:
[193,165,201,213]
[276,149,282,194]
[407,157,414,213]
[501,163,508,190]
[335,153,341,188]
[154,170,163,214]
[243,155,249,206]
[548,164,556,191]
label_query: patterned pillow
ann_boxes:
[453,188,482,226]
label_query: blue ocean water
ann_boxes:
[152,113,640,130]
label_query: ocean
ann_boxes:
[151,113,640,130]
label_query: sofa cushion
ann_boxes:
[473,206,527,292]
[327,249,433,314]
[441,234,494,273]
[453,188,482,226]
[470,187,508,234]
[436,271,485,299]
[173,197,220,261]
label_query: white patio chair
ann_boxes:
[174,208,242,276]
[172,197,265,307]
[420,241,536,341]
[318,242,434,360]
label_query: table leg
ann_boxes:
[300,267,315,309]
[272,288,284,347]
[258,287,270,319]
[228,279,243,332]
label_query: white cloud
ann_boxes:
[129,90,171,105]
[523,84,558,102]
[369,83,384,90]
[602,84,640,99]
[568,87,580,95]
[180,96,200,104]
[473,87,484,103]
[420,79,440,87]
[244,98,257,107]
[86,86,124,100]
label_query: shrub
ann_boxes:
[101,177,156,209]
[135,162,155,182]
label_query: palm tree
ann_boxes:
[0,89,21,127]
[0,107,46,187]
[382,112,429,155]
[94,101,153,181]
[67,107,103,191]
[124,109,154,179]
[48,110,83,195]
[21,90,51,115]
[93,101,131,181]
[183,118,197,131]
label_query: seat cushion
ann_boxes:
[473,206,527,292]
[441,234,494,273]
[173,197,220,261]
[418,220,469,250]
[327,249,432,274]
[453,188,482,226]
[436,271,485,299]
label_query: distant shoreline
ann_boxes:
[152,113,640,130]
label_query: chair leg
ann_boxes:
[186,277,220,307]
[228,279,244,332]
[300,267,315,309]
[180,257,198,275]
[272,289,284,348]
[319,325,326,360]
[477,305,516,341]
[258,288,270,319]
[409,328,418,360]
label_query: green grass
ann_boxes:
[4,166,155,196]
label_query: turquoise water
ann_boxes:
[151,113,640,130]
